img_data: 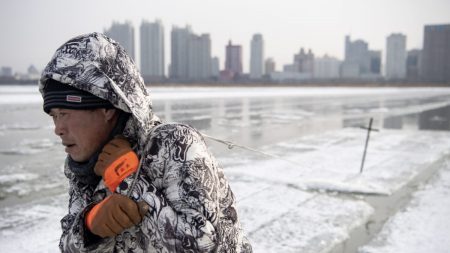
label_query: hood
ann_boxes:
[39,32,160,149]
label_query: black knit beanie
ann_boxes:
[43,79,114,113]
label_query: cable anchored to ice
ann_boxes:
[201,131,391,196]
[201,133,302,167]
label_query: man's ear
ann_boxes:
[103,108,118,122]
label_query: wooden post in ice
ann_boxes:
[359,118,379,173]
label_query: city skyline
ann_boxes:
[1,0,449,74]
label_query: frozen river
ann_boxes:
[1,85,450,252]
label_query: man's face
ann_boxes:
[49,108,117,162]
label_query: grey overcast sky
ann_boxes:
[1,0,449,74]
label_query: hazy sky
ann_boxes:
[1,0,449,74]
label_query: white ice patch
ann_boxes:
[359,160,450,253]
[0,94,43,104]
[0,173,41,197]
[219,128,450,251]
[301,177,391,195]
[369,107,389,113]
[0,138,57,155]
[246,195,374,253]
[0,123,42,131]
[0,194,67,253]
[148,87,450,101]
[0,173,38,184]
[1,121,449,252]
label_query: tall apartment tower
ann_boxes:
[265,58,276,75]
[140,20,165,82]
[188,33,211,80]
[211,57,220,77]
[420,24,450,83]
[406,49,421,81]
[294,48,314,74]
[369,50,382,75]
[314,55,341,79]
[105,21,135,60]
[225,41,243,76]
[386,33,407,80]
[1,67,13,77]
[250,34,264,79]
[170,26,191,80]
[170,25,212,81]
[342,35,371,78]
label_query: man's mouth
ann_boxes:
[63,143,76,152]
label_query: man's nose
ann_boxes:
[54,120,66,136]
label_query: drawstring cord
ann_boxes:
[126,126,161,198]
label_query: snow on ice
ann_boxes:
[1,128,450,252]
[2,86,450,252]
[359,159,450,253]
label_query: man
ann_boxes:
[39,32,252,252]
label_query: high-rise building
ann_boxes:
[225,41,243,76]
[294,48,314,74]
[170,26,191,80]
[386,33,407,80]
[0,66,13,77]
[27,65,40,79]
[27,65,39,75]
[274,48,314,81]
[265,58,276,75]
[250,34,264,79]
[369,50,382,75]
[342,36,370,78]
[140,20,165,82]
[420,24,450,83]
[105,21,135,60]
[406,49,421,81]
[170,25,212,81]
[211,57,220,77]
[188,33,211,80]
[314,55,341,79]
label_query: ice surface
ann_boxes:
[0,172,38,184]
[0,195,67,253]
[0,138,57,155]
[0,128,449,253]
[0,124,42,131]
[247,195,373,253]
[227,128,450,197]
[222,128,450,252]
[2,86,450,252]
[359,159,450,253]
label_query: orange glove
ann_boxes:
[94,137,139,192]
[85,194,149,238]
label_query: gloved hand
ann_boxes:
[94,136,139,192]
[86,194,149,238]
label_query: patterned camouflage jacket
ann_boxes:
[39,33,252,253]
